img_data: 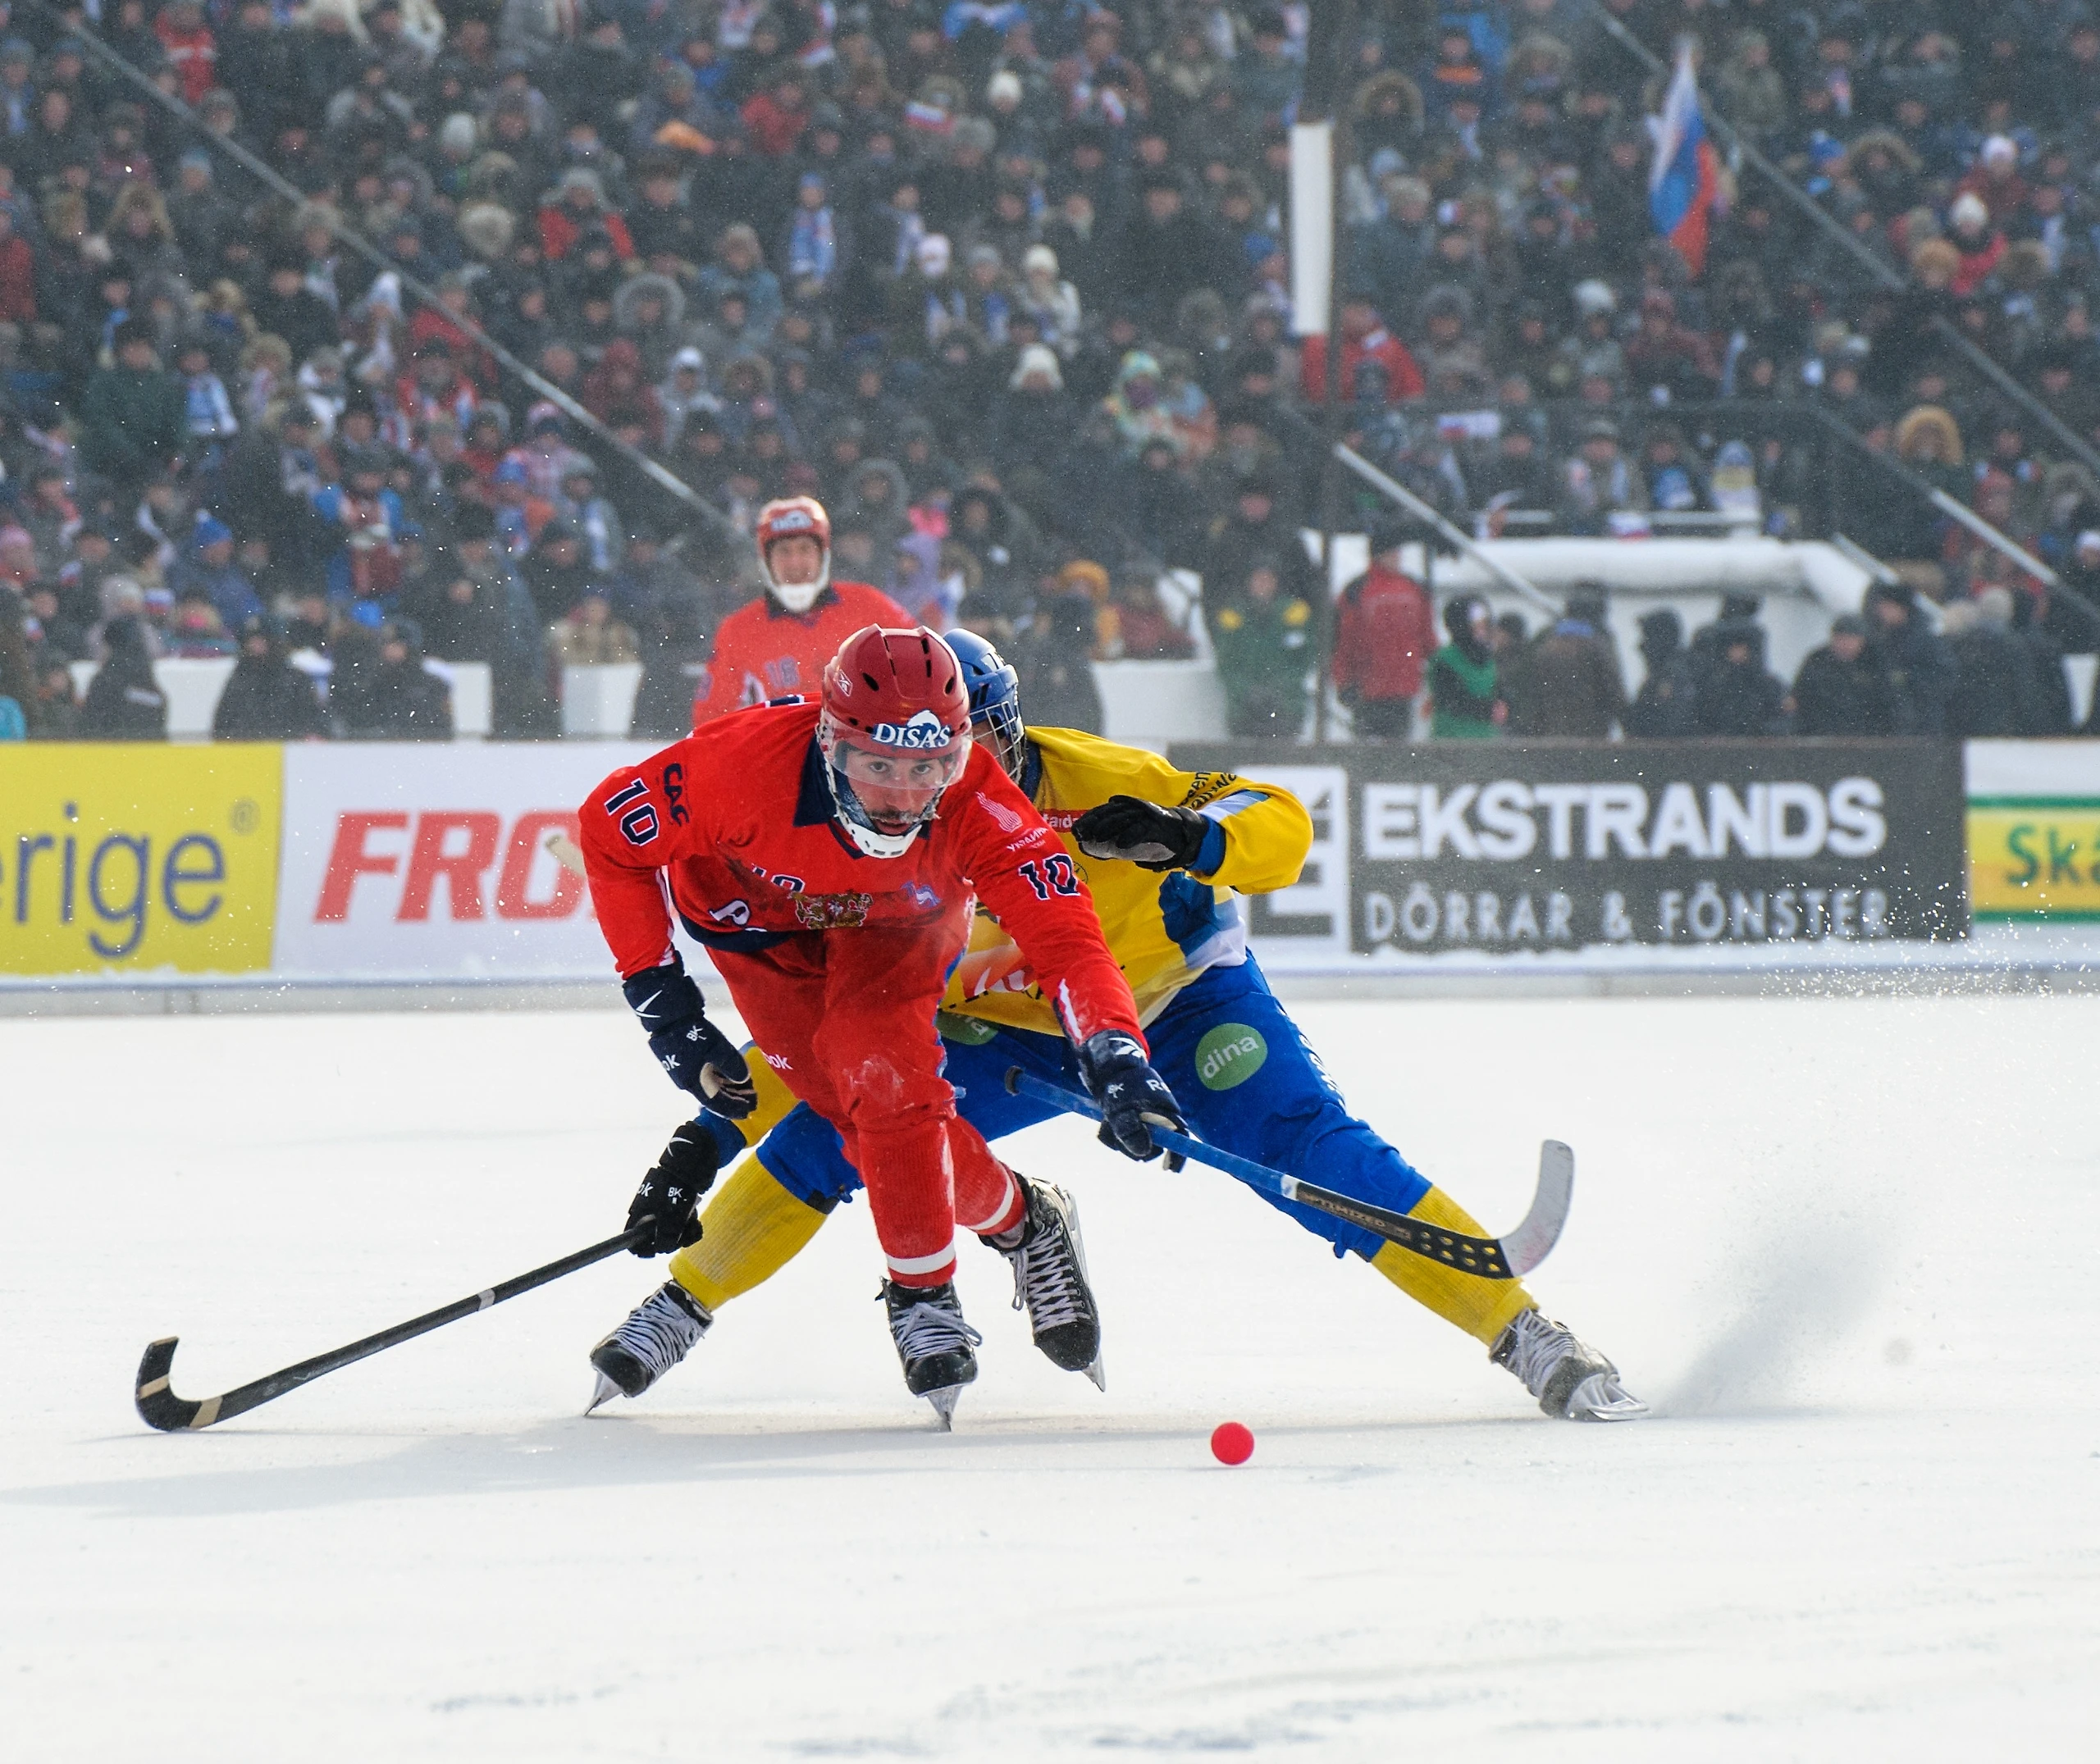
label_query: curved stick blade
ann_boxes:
[1500,1141,1574,1277]
[135,1338,215,1432]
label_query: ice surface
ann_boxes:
[3,996,2097,1760]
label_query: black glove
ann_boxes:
[1073,795,1212,872]
[622,960,757,1119]
[1076,1029,1188,1164]
[626,1121,721,1256]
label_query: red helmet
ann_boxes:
[818,627,973,857]
[755,495,831,612]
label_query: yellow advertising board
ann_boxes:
[0,745,281,974]
[1967,799,2100,919]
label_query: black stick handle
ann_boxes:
[135,1223,650,1432]
[1004,1067,1518,1278]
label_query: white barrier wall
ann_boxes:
[67,657,495,737]
[68,656,236,738]
[560,662,644,736]
[1368,536,1873,688]
[1093,659,1229,745]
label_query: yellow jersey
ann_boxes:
[941,727,1312,1036]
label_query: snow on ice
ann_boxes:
[2,995,2096,1759]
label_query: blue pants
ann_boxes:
[755,957,1431,1262]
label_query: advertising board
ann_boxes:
[1968,800,2100,918]
[1965,741,2100,921]
[274,744,651,979]
[7,737,2077,992]
[0,744,281,976]
[1171,741,1970,964]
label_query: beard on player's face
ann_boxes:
[836,736,967,832]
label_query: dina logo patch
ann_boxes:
[1194,1023,1267,1090]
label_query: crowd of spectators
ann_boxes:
[0,0,2098,745]
[1310,560,2079,747]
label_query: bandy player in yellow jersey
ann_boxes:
[587,632,1645,1422]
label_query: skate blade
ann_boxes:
[1061,1186,1106,1394]
[585,1371,625,1416]
[1564,1373,1649,1422]
[924,1383,966,1430]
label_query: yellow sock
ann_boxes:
[669,1155,829,1313]
[731,1046,801,1149]
[1370,1187,1536,1346]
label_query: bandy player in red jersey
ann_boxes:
[691,495,911,727]
[580,625,1185,1422]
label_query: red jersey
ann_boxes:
[579,700,1144,1045]
[1299,326,1425,403]
[692,580,911,728]
[1332,561,1436,703]
[536,207,637,263]
[155,20,217,106]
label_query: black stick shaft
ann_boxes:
[1004,1069,1514,1277]
[136,1225,647,1430]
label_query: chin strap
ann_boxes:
[764,554,831,614]
[837,815,924,858]
[824,760,931,857]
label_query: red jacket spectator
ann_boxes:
[1332,549,1436,736]
[394,358,477,435]
[742,76,811,157]
[1299,299,1425,403]
[581,340,664,432]
[539,205,636,262]
[537,170,636,262]
[1623,292,1720,395]
[1947,203,2008,298]
[1107,602,1194,659]
[1953,137,2029,226]
[154,2,217,107]
[405,304,498,394]
[1952,233,2006,296]
[0,221,34,324]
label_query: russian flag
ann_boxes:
[1649,45,1720,278]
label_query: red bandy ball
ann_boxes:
[1210,1421,1255,1465]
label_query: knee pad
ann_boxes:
[754,1103,863,1210]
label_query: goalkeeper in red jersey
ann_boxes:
[578,624,1183,1424]
[692,495,911,726]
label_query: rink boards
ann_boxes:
[2,738,2098,986]
[1,743,644,983]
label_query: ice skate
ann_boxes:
[882,1280,982,1429]
[1490,1308,1647,1422]
[985,1174,1104,1389]
[587,1281,711,1412]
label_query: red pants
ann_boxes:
[711,918,1021,1286]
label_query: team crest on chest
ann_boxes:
[793,890,874,929]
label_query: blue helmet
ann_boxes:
[942,628,1025,778]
